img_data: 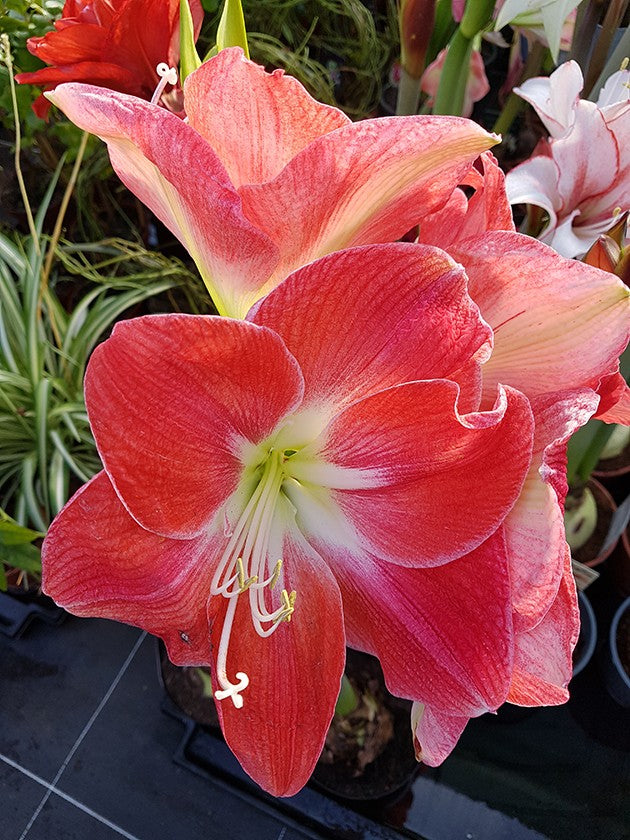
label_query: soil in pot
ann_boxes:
[312,649,418,803]
[567,479,617,568]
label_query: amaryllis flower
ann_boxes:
[15,0,203,119]
[494,0,582,60]
[505,61,630,258]
[43,243,541,796]
[421,47,490,118]
[412,151,630,759]
[45,47,499,318]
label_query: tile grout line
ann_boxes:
[0,754,142,840]
[15,629,147,840]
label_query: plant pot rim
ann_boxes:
[573,590,597,677]
[609,595,630,693]
[593,438,630,479]
[576,478,618,568]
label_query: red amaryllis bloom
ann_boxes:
[43,243,539,796]
[15,0,203,119]
[46,47,499,317]
[411,152,630,761]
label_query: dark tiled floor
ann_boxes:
[1,591,628,840]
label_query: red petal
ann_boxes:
[325,529,513,715]
[412,703,469,766]
[420,151,514,249]
[595,370,630,423]
[239,115,497,284]
[185,48,349,188]
[452,232,630,403]
[506,390,598,633]
[250,243,492,415]
[85,315,303,538]
[508,548,578,706]
[48,83,280,317]
[210,509,345,797]
[26,23,106,64]
[42,472,217,665]
[16,61,137,92]
[307,381,533,567]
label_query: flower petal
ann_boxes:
[513,61,583,138]
[250,242,492,417]
[505,390,598,633]
[295,380,533,567]
[85,315,304,538]
[47,83,280,317]
[508,547,578,706]
[325,529,513,714]
[185,48,349,188]
[411,703,469,766]
[42,471,216,665]
[594,369,630,424]
[450,232,630,401]
[420,152,515,249]
[210,502,345,797]
[239,115,498,285]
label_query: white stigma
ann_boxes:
[210,450,296,709]
[150,62,178,105]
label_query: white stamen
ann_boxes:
[150,62,178,105]
[210,450,296,708]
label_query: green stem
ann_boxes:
[432,28,473,115]
[584,0,630,96]
[588,24,630,102]
[335,673,359,717]
[395,66,421,115]
[492,42,545,136]
[1,35,39,251]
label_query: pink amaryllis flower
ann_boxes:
[412,151,630,760]
[43,242,543,796]
[505,60,630,258]
[15,0,203,119]
[45,46,499,318]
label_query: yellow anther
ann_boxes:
[269,559,282,589]
[236,557,257,592]
[613,206,623,217]
[621,57,629,71]
[279,589,297,623]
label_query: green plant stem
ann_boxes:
[492,42,545,135]
[589,24,630,101]
[41,130,89,297]
[1,35,39,251]
[432,0,494,116]
[335,673,359,717]
[395,66,421,115]
[584,0,630,96]
[432,28,473,115]
[569,0,602,70]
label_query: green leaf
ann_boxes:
[216,0,249,58]
[0,508,44,545]
[179,0,202,82]
[0,540,42,573]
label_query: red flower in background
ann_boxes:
[15,0,203,119]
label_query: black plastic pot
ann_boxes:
[0,588,64,638]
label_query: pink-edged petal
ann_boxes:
[450,232,630,401]
[411,703,469,766]
[185,48,350,188]
[210,506,345,797]
[325,529,513,714]
[508,547,578,706]
[292,380,533,567]
[506,390,598,633]
[513,61,583,138]
[596,372,630,423]
[420,152,514,249]
[250,243,492,416]
[505,154,561,233]
[42,471,216,665]
[239,115,498,286]
[85,315,303,539]
[47,84,279,317]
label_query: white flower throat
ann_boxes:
[210,447,299,709]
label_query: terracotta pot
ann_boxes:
[603,596,630,708]
[570,478,618,569]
